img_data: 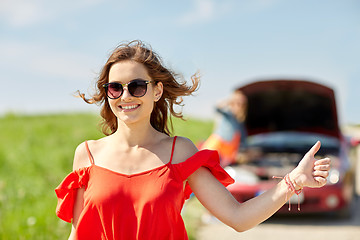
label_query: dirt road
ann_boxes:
[197,197,360,240]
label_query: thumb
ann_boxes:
[307,141,321,157]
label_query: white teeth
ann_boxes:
[121,105,138,110]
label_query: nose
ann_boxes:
[120,86,133,101]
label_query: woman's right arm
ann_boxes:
[68,188,85,240]
[68,142,90,240]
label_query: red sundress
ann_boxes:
[55,136,234,240]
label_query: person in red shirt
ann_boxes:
[55,40,331,240]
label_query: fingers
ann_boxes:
[313,170,329,178]
[307,141,321,157]
[314,158,331,169]
[314,176,327,186]
[313,157,331,179]
[314,164,330,171]
[312,168,329,188]
[314,157,331,166]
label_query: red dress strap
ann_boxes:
[84,141,95,165]
[169,136,177,164]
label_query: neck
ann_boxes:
[112,119,159,147]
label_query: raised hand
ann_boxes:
[290,141,331,189]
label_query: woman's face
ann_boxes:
[230,92,247,121]
[107,60,163,127]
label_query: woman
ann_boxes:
[200,89,249,166]
[55,40,330,240]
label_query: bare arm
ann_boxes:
[188,141,330,232]
[68,188,85,239]
[68,142,91,239]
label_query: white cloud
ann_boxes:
[0,0,107,27]
[177,0,230,25]
[0,0,47,27]
[176,0,281,26]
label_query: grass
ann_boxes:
[0,113,213,239]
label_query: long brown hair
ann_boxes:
[78,40,200,136]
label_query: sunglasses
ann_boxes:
[103,79,152,99]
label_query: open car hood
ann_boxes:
[238,80,340,139]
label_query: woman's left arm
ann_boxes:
[187,141,330,232]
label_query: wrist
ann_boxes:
[273,172,303,211]
[288,170,303,191]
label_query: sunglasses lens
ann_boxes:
[107,83,123,99]
[104,80,150,99]
[128,80,148,97]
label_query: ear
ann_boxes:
[153,81,163,102]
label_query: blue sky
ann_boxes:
[1,0,359,124]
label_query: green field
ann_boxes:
[0,113,213,239]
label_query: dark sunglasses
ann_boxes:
[103,79,152,99]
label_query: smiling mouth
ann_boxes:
[119,104,140,110]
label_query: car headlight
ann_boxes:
[327,169,340,184]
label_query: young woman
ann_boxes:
[200,89,249,166]
[55,40,330,240]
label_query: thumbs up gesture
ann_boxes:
[289,141,331,189]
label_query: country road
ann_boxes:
[197,196,360,240]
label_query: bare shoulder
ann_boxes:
[72,140,98,171]
[171,136,198,164]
